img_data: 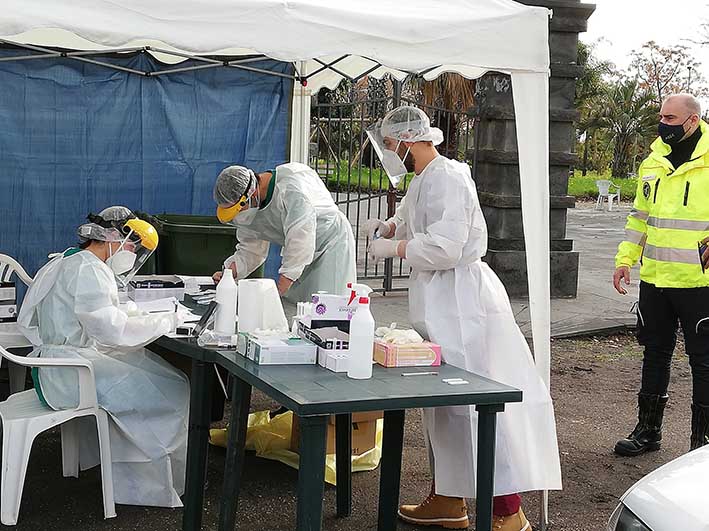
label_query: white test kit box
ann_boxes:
[241,333,317,365]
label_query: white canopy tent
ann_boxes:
[1,0,553,388]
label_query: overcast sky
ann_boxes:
[581,0,709,106]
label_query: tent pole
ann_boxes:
[290,61,310,164]
[539,490,549,531]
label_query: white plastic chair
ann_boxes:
[0,346,116,525]
[0,254,34,394]
[595,180,621,211]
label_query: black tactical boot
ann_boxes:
[690,403,709,451]
[614,393,669,456]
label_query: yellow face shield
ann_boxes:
[109,219,159,287]
[216,196,248,223]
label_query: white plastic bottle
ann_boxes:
[347,297,375,380]
[346,282,374,309]
[214,268,237,335]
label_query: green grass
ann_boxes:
[314,160,413,193]
[569,170,637,201]
[316,159,640,202]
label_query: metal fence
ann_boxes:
[309,92,476,293]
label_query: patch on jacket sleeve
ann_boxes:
[643,182,651,199]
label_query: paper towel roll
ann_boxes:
[237,279,288,333]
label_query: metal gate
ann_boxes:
[309,88,476,293]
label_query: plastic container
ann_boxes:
[152,214,264,278]
[347,297,375,380]
[347,282,373,306]
[214,268,237,335]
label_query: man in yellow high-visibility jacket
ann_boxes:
[613,93,709,456]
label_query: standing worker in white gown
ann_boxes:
[366,107,561,531]
[18,207,190,508]
[211,162,356,302]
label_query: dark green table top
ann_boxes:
[216,350,522,417]
[151,294,523,416]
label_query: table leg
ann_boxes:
[335,413,352,517]
[217,377,252,531]
[182,359,214,531]
[377,409,405,531]
[296,415,328,531]
[475,404,505,531]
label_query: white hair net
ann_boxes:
[97,206,134,222]
[213,166,257,206]
[380,105,444,146]
[77,223,124,243]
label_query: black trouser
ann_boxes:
[637,281,709,404]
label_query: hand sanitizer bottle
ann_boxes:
[347,297,375,379]
[214,268,237,335]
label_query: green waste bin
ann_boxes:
[137,252,157,275]
[152,214,264,278]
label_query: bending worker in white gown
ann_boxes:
[366,107,561,531]
[18,207,190,508]
[212,162,356,302]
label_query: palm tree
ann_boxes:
[575,42,614,175]
[406,73,476,159]
[597,79,658,179]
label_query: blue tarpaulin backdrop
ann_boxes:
[0,48,292,279]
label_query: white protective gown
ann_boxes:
[393,156,562,497]
[225,162,356,302]
[18,250,190,507]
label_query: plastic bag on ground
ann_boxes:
[209,410,382,485]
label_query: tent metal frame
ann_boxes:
[0,38,436,86]
[0,35,549,530]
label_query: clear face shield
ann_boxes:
[366,122,410,188]
[107,219,159,287]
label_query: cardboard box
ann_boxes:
[328,411,383,425]
[290,416,379,455]
[373,340,442,367]
[310,293,352,320]
[306,293,355,333]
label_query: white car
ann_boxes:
[607,445,709,530]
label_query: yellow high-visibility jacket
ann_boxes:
[615,120,709,288]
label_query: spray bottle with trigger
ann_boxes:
[347,282,373,309]
[347,282,373,305]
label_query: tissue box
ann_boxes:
[373,340,442,367]
[244,334,317,365]
[128,275,185,302]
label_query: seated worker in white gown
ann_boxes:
[18,206,190,508]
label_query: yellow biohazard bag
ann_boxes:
[209,410,383,485]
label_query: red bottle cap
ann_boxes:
[359,297,369,304]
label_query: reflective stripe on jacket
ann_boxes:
[615,120,709,288]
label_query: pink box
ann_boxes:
[373,339,442,368]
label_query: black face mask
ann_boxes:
[658,116,691,146]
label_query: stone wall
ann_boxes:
[473,0,595,298]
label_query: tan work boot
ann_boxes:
[398,488,469,529]
[493,508,530,531]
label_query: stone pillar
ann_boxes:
[472,0,595,298]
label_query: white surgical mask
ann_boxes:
[106,249,136,275]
